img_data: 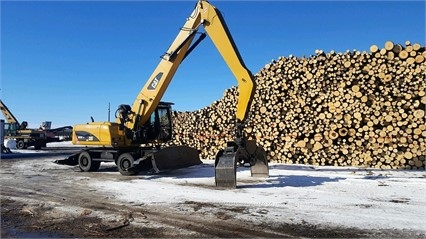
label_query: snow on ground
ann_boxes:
[91,161,426,232]
[1,140,81,157]
[3,140,426,233]
[3,139,82,150]
[46,141,81,147]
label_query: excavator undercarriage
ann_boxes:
[55,145,202,174]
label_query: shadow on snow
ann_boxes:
[141,163,346,188]
[238,174,346,189]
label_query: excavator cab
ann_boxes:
[142,102,173,143]
[115,102,173,144]
[4,122,19,136]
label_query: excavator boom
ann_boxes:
[124,0,255,134]
[0,100,19,124]
[0,100,49,150]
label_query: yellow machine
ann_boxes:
[58,0,269,188]
[0,99,48,150]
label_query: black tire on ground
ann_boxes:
[16,140,26,149]
[117,153,137,176]
[78,151,101,172]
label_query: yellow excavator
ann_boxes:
[56,0,269,188]
[0,99,48,150]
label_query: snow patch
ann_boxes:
[5,139,16,149]
[3,147,426,233]
[46,141,81,148]
[90,160,426,232]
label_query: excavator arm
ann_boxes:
[0,99,30,130]
[121,0,255,135]
[201,2,255,123]
[0,100,19,124]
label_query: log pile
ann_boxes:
[170,41,426,169]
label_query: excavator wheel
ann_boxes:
[16,140,26,149]
[117,153,137,176]
[78,151,101,172]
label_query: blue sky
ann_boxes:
[1,1,425,128]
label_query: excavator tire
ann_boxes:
[78,151,101,172]
[117,153,137,176]
[16,140,26,150]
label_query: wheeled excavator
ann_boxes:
[56,0,269,188]
[0,99,48,149]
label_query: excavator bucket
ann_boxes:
[214,146,238,188]
[245,140,269,177]
[215,140,269,188]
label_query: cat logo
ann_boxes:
[148,72,163,90]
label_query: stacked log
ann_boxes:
[170,41,426,169]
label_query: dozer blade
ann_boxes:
[53,154,79,166]
[215,140,269,188]
[139,145,202,173]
